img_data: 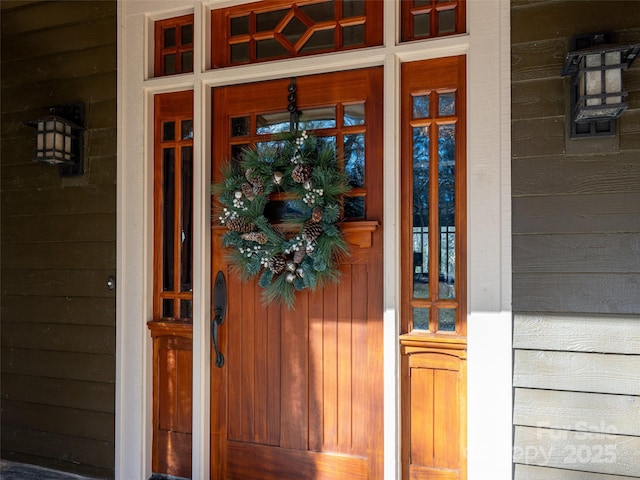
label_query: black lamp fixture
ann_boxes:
[562,33,639,138]
[25,103,84,176]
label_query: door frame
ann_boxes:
[116,1,512,479]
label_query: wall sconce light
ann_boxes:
[25,103,84,176]
[562,33,639,138]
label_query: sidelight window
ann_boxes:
[401,57,466,336]
[154,91,194,320]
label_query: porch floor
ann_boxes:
[0,460,98,480]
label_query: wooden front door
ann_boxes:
[211,68,384,480]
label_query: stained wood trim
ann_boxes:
[213,220,378,249]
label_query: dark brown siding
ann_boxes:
[512,0,640,315]
[1,1,116,478]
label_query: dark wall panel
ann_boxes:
[512,0,640,315]
[0,1,117,477]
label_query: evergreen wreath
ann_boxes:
[213,131,351,308]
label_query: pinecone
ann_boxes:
[311,207,323,223]
[268,254,286,274]
[226,217,255,233]
[245,168,256,183]
[241,232,268,245]
[302,222,323,242]
[293,248,306,264]
[292,164,311,183]
[252,176,265,195]
[241,182,254,197]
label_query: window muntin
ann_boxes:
[401,57,466,337]
[400,0,466,43]
[154,15,194,77]
[226,101,368,222]
[211,0,382,68]
[154,91,194,321]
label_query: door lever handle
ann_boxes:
[212,271,227,368]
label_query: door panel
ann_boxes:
[211,67,383,480]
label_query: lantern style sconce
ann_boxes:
[562,33,639,138]
[25,103,84,176]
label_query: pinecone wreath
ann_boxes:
[212,130,351,308]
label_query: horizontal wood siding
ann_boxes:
[512,1,640,479]
[0,1,117,478]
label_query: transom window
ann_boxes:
[154,14,194,77]
[400,0,466,43]
[211,0,382,68]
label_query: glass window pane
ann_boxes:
[438,308,456,331]
[301,1,335,22]
[282,16,307,45]
[181,24,193,44]
[438,92,455,116]
[438,124,455,299]
[164,27,176,48]
[413,230,429,299]
[415,0,431,6]
[231,116,250,137]
[344,103,365,126]
[230,43,249,63]
[344,134,365,188]
[163,121,175,141]
[343,0,365,17]
[413,95,430,118]
[256,112,290,135]
[230,15,249,36]
[164,54,176,74]
[299,106,336,130]
[181,120,193,140]
[413,307,430,331]
[231,143,248,166]
[163,148,175,292]
[300,29,334,53]
[413,126,430,299]
[256,9,284,32]
[343,24,365,47]
[344,196,365,219]
[181,51,193,72]
[414,13,430,38]
[163,299,174,318]
[180,300,193,320]
[181,147,193,293]
[256,38,289,60]
[438,8,456,34]
[264,200,306,223]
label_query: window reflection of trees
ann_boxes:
[249,113,366,219]
[412,122,456,297]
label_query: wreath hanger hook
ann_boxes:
[287,77,302,133]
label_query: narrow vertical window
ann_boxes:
[154,14,194,77]
[400,0,466,43]
[154,91,194,320]
[401,57,466,336]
